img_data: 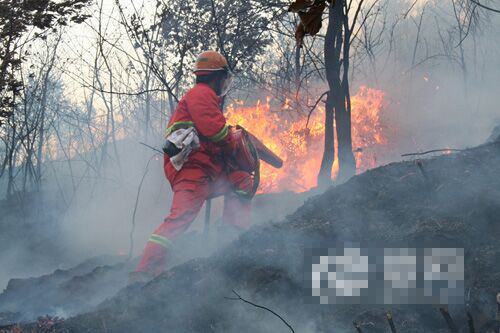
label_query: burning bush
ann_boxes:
[226,86,391,192]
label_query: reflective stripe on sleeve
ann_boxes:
[148,234,172,248]
[165,121,195,137]
[208,124,229,142]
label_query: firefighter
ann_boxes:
[132,51,254,280]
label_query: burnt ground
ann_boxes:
[1,140,500,332]
[0,186,311,329]
[0,256,131,325]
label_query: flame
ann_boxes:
[226,86,389,193]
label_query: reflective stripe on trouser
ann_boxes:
[135,169,253,275]
[148,234,172,248]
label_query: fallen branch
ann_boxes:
[225,289,295,333]
[402,148,463,157]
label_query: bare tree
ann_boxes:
[318,0,381,184]
[0,0,91,126]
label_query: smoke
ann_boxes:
[351,1,500,155]
[0,141,164,290]
[1,2,500,330]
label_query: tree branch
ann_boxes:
[306,90,328,128]
[469,0,500,13]
[225,290,295,333]
[128,153,160,261]
[401,148,463,157]
[83,84,174,96]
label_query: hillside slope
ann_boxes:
[51,141,500,332]
[2,141,499,332]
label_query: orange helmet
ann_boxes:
[193,51,229,75]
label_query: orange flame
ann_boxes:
[226,86,389,193]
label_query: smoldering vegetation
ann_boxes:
[0,256,130,324]
[0,189,312,326]
[1,137,496,332]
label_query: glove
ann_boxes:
[162,139,182,157]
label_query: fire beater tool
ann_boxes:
[204,126,283,235]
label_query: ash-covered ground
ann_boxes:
[1,139,499,332]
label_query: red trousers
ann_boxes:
[136,168,253,275]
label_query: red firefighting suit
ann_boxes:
[136,83,253,276]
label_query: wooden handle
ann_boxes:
[246,131,283,169]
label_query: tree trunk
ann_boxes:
[318,0,342,184]
[35,77,48,192]
[35,36,60,192]
[318,0,356,185]
[335,87,355,181]
[317,92,335,186]
[144,61,152,141]
[336,2,356,181]
[295,44,301,89]
[168,92,175,118]
[6,118,16,198]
